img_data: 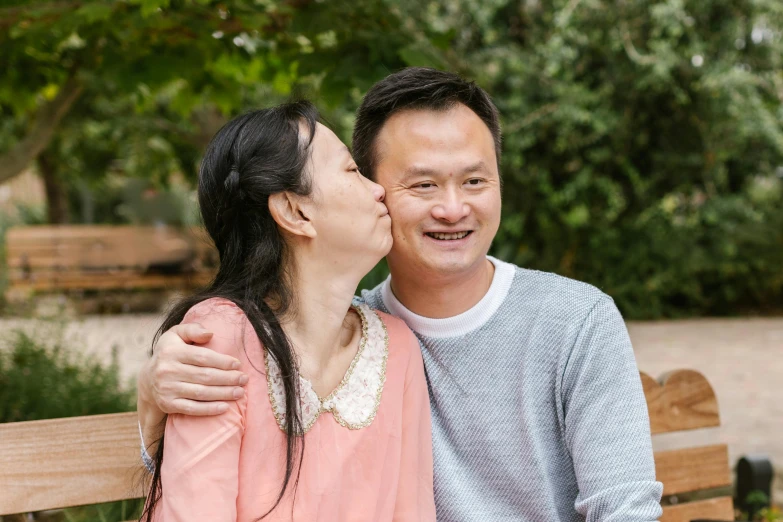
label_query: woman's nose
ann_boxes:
[371,181,386,203]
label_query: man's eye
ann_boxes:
[466,179,483,185]
[416,183,435,189]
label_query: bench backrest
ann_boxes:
[642,370,734,522]
[0,412,144,515]
[5,225,217,294]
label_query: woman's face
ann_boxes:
[301,123,392,273]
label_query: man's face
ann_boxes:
[374,104,501,280]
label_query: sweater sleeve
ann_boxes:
[139,421,155,473]
[156,300,249,522]
[561,296,663,522]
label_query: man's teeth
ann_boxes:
[427,231,470,240]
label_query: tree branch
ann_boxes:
[149,106,228,149]
[0,74,84,184]
[620,21,657,66]
[556,0,584,26]
[0,1,84,29]
[505,103,558,133]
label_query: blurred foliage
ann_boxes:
[0,330,134,422]
[754,507,783,522]
[0,0,782,318]
[471,0,783,318]
[63,499,144,522]
[740,488,783,521]
[741,490,783,522]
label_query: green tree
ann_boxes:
[0,0,432,220]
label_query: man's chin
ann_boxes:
[387,237,489,279]
[418,252,487,277]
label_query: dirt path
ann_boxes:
[2,314,782,501]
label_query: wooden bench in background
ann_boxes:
[643,370,734,522]
[0,369,734,520]
[4,225,217,301]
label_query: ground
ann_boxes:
[2,313,781,503]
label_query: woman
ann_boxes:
[141,102,435,521]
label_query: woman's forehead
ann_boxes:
[312,123,350,160]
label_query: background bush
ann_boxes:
[0,330,133,422]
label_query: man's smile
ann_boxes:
[424,230,473,241]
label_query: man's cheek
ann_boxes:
[389,220,405,240]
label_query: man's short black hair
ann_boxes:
[352,67,502,180]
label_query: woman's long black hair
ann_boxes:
[140,101,319,521]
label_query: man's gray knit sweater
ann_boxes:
[360,257,663,522]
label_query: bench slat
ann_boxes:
[5,225,216,296]
[8,272,214,291]
[641,370,720,434]
[0,412,145,515]
[654,444,731,496]
[660,496,734,522]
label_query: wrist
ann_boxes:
[137,365,165,430]
[136,360,157,407]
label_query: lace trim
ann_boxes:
[265,303,389,434]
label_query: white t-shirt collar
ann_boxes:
[380,256,516,339]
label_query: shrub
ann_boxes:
[0,330,134,423]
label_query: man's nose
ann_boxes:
[431,189,470,223]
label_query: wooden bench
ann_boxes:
[0,370,734,520]
[0,412,145,518]
[4,225,217,300]
[643,370,734,522]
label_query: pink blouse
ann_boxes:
[153,298,435,521]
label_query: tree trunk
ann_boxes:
[0,74,83,185]
[38,150,69,224]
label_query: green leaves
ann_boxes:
[398,43,446,68]
[75,3,115,23]
[130,0,172,17]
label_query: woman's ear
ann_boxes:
[268,192,317,239]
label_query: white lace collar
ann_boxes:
[264,303,389,434]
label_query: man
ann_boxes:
[138,67,663,520]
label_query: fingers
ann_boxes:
[174,363,248,387]
[176,383,246,402]
[179,344,243,371]
[154,377,245,414]
[168,398,232,417]
[156,328,241,371]
[170,322,214,345]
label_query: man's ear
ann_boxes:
[268,192,317,239]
